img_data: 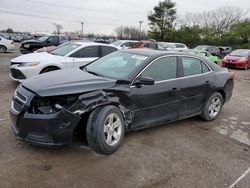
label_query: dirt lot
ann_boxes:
[0,44,249,188]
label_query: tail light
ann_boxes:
[228,71,234,79]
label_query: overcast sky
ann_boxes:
[0,0,249,35]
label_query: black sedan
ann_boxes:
[10,49,234,154]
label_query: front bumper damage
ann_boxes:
[10,109,81,146]
[9,86,81,147]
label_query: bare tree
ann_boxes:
[114,26,147,40]
[183,7,248,32]
[53,23,63,34]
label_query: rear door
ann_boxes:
[178,56,215,119]
[130,56,180,129]
[69,45,100,67]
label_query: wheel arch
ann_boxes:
[39,65,61,74]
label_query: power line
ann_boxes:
[24,0,145,15]
[0,8,140,26]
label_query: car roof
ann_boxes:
[69,41,118,48]
[121,48,190,58]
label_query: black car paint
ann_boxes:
[20,36,68,54]
[10,49,234,146]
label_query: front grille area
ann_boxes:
[10,68,26,79]
[11,91,27,114]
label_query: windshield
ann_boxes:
[50,43,80,56]
[86,51,148,79]
[38,36,49,41]
[194,46,207,50]
[229,50,249,57]
[111,41,124,46]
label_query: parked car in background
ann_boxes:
[222,49,250,70]
[0,36,15,53]
[191,50,219,64]
[131,41,165,50]
[10,49,234,154]
[35,46,57,53]
[159,42,188,50]
[10,42,118,81]
[111,40,138,49]
[20,35,70,54]
[218,46,233,57]
[94,38,111,44]
[194,45,222,58]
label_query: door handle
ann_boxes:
[204,81,210,85]
[171,88,179,92]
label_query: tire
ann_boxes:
[200,92,224,121]
[86,105,125,155]
[40,66,60,74]
[0,46,7,53]
[244,63,248,70]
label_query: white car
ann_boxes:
[159,42,188,50]
[10,42,118,82]
[0,36,15,53]
[111,40,138,49]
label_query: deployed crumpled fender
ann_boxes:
[69,90,133,129]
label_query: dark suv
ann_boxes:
[20,35,70,54]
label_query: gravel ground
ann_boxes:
[0,44,249,188]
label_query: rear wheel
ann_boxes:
[40,66,60,74]
[201,92,223,121]
[86,105,125,155]
[0,46,7,53]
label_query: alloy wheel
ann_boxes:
[103,113,122,146]
[208,97,222,118]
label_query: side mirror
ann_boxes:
[134,77,155,87]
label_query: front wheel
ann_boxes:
[244,63,248,70]
[201,92,223,121]
[0,46,7,53]
[86,105,125,155]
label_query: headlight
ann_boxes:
[21,62,40,67]
[24,44,30,48]
[239,57,246,62]
[29,95,78,114]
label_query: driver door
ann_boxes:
[130,56,180,130]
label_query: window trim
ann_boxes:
[131,55,213,87]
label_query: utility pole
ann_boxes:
[81,22,84,39]
[139,20,144,40]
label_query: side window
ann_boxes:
[144,43,149,48]
[129,42,136,47]
[141,57,177,81]
[149,43,157,49]
[47,36,59,44]
[122,42,129,47]
[182,57,202,76]
[201,62,210,73]
[70,46,98,58]
[101,46,117,57]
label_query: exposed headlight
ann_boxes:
[24,44,30,48]
[21,62,40,67]
[29,95,78,114]
[239,57,246,62]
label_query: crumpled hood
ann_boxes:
[22,68,116,97]
[11,52,64,63]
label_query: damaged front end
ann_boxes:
[10,86,81,146]
[10,85,133,147]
